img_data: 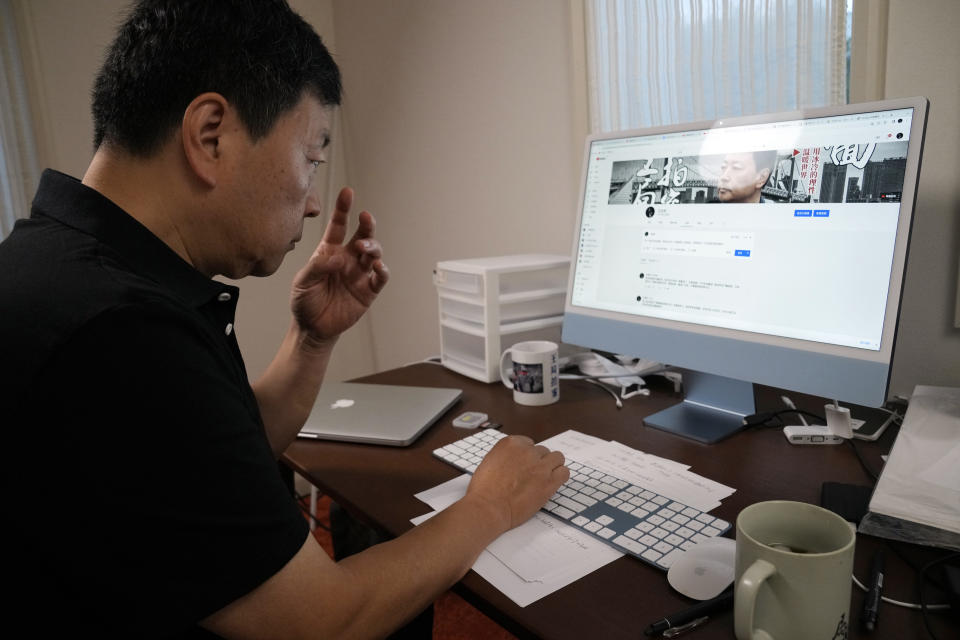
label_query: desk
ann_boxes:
[283,363,954,639]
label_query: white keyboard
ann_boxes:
[432,428,732,571]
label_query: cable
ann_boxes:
[584,378,623,408]
[851,574,951,611]
[846,438,879,483]
[920,552,960,640]
[295,493,331,533]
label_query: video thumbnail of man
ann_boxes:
[607,141,908,206]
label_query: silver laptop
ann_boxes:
[297,382,463,446]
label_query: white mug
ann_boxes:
[499,340,559,406]
[734,500,856,640]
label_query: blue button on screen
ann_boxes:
[794,209,812,217]
[734,250,751,257]
[814,209,830,217]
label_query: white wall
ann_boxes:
[329,0,589,371]
[881,0,960,397]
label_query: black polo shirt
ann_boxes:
[0,170,309,638]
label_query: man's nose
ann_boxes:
[305,191,322,218]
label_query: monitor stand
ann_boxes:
[644,369,755,444]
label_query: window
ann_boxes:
[585,0,850,133]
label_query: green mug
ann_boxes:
[734,501,856,640]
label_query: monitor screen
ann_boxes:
[562,97,928,442]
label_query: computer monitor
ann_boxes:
[562,97,929,443]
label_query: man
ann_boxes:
[0,1,568,638]
[716,150,777,203]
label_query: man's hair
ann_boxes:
[92,0,341,156]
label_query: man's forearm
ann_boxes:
[331,492,509,639]
[252,319,338,456]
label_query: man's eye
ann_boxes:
[310,160,321,169]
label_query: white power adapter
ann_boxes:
[782,425,845,445]
[824,403,854,438]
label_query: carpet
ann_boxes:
[300,493,518,640]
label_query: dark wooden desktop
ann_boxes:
[282,363,953,639]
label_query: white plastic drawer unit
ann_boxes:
[433,254,570,383]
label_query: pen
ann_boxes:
[644,590,734,636]
[861,550,884,631]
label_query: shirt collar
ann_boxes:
[31,169,237,308]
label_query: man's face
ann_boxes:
[717,152,768,203]
[220,94,332,277]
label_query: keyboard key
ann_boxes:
[614,535,645,554]
[617,502,634,513]
[641,549,663,562]
[636,522,654,533]
[652,496,669,506]
[657,548,686,569]
[660,509,677,520]
[661,521,679,532]
[639,490,656,500]
[555,496,587,513]
[606,497,623,507]
[630,507,650,519]
[650,527,669,539]
[665,534,684,546]
[597,527,616,539]
[572,493,597,507]
[596,515,614,526]
[625,528,641,540]
[702,525,721,537]
[696,513,716,524]
[572,515,590,527]
[682,507,701,518]
[585,522,603,533]
[676,527,695,538]
[653,540,674,554]
[552,505,575,519]
[647,515,665,526]
[640,535,659,546]
[687,520,705,532]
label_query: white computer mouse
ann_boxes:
[667,536,737,600]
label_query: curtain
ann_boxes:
[0,0,41,239]
[585,0,848,133]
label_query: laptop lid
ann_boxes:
[297,382,463,446]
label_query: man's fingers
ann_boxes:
[370,259,390,293]
[349,209,377,245]
[321,187,354,245]
[542,449,566,470]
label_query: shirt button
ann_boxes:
[225,323,234,336]
[218,292,232,302]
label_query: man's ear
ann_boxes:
[756,168,772,187]
[181,92,230,188]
